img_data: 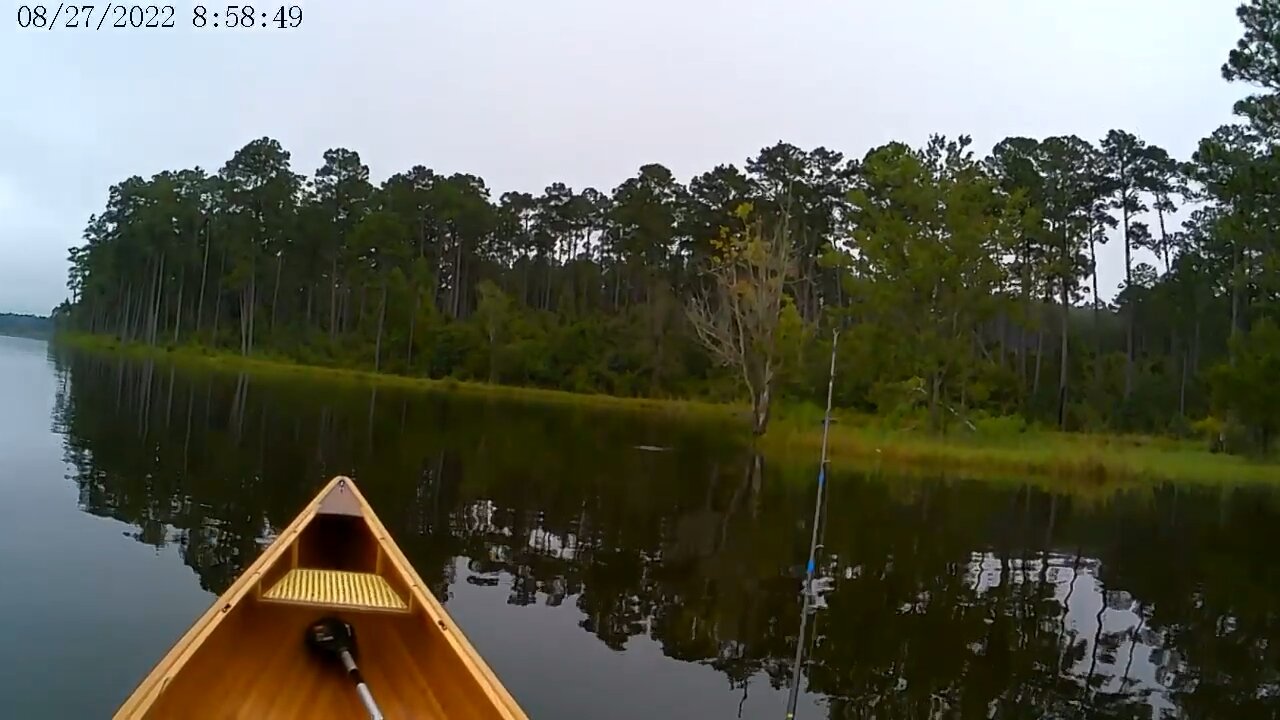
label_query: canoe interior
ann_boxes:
[120,477,524,720]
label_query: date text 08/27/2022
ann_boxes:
[15,4,302,30]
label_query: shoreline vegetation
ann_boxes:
[60,333,1280,487]
[50,2,1280,487]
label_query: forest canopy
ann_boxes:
[60,1,1280,451]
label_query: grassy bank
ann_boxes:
[58,333,1280,486]
[765,415,1280,486]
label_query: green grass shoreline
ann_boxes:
[56,333,1280,487]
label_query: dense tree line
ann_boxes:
[61,1,1280,448]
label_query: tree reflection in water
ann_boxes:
[53,350,1280,718]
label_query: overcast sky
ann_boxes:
[0,0,1248,315]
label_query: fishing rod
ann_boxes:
[784,328,839,720]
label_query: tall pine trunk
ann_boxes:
[329,257,339,344]
[450,236,463,318]
[544,257,553,312]
[1179,347,1188,418]
[271,252,284,332]
[239,259,257,357]
[1056,223,1072,429]
[1122,207,1134,400]
[240,286,250,356]
[374,282,387,372]
[1019,236,1032,393]
[172,271,185,344]
[248,274,256,355]
[195,221,211,336]
[1156,203,1171,273]
[141,257,155,343]
[148,252,166,346]
[119,284,133,340]
[1019,325,1028,391]
[1059,276,1070,430]
[545,253,555,310]
[1033,326,1045,397]
[343,288,352,335]
[356,286,367,334]
[406,289,418,369]
[212,251,226,343]
[131,276,147,341]
[1089,233,1102,375]
[1230,239,1242,352]
[1193,316,1202,374]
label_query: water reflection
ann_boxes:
[51,349,1280,718]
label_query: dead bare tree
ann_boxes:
[687,207,795,435]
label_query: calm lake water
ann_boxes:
[2,335,1279,718]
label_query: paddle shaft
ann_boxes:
[339,649,384,720]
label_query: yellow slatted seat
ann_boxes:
[262,568,409,613]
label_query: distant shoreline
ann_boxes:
[0,312,52,341]
[57,332,1280,488]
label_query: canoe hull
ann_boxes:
[114,476,527,719]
